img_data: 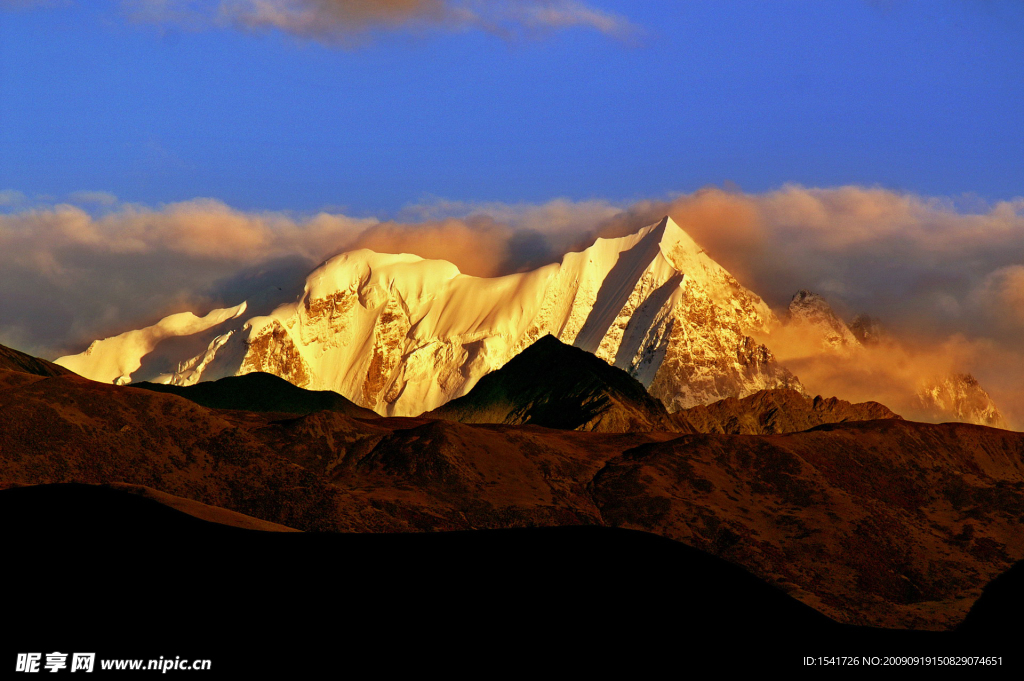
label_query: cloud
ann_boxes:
[0,199,374,355]
[121,0,640,44]
[975,265,1024,328]
[394,196,622,273]
[351,216,514,277]
[581,186,1024,341]
[0,189,28,207]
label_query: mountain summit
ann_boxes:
[58,217,801,416]
[428,334,686,432]
[788,290,859,351]
[782,290,1008,429]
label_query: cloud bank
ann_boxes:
[2,185,1023,425]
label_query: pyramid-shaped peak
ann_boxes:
[659,215,702,251]
[428,334,678,432]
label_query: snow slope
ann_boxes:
[55,303,248,385]
[60,217,801,415]
[233,216,799,415]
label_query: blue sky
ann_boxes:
[1,0,1021,215]
[2,1,1024,422]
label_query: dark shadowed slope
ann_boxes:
[4,483,982,675]
[99,482,299,531]
[0,370,378,531]
[676,388,902,434]
[958,558,1024,637]
[0,343,72,378]
[134,371,378,418]
[5,365,1024,632]
[8,484,1018,673]
[590,419,1024,629]
[428,334,688,433]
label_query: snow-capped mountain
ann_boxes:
[788,290,859,352]
[782,290,1008,429]
[56,217,801,416]
[55,303,249,385]
[918,373,1008,430]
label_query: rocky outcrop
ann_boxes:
[675,388,902,434]
[918,373,1008,430]
[784,291,1009,429]
[788,290,859,352]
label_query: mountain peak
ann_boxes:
[57,216,799,417]
[918,373,1007,429]
[787,290,859,351]
[428,334,683,433]
[790,289,828,310]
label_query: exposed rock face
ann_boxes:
[849,314,884,345]
[788,290,859,352]
[639,281,803,413]
[429,334,689,433]
[918,373,1008,430]
[676,388,902,434]
[784,291,1009,429]
[59,217,802,416]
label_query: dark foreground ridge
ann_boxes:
[0,344,71,378]
[429,334,683,432]
[134,371,378,418]
[3,484,1019,674]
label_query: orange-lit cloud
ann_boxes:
[0,199,373,355]
[351,217,512,277]
[123,0,640,44]
[590,186,1024,339]
[975,265,1024,327]
[752,323,980,421]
